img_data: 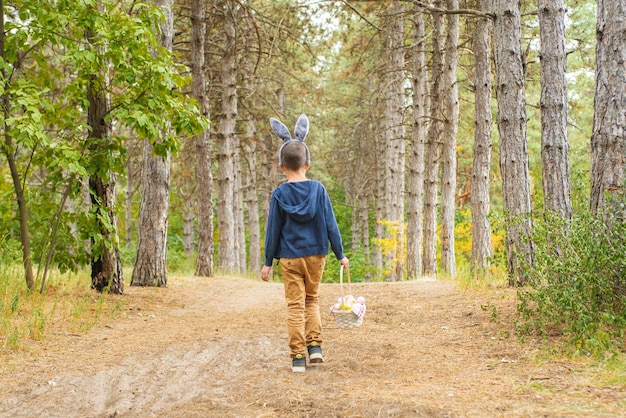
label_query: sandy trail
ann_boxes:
[1,275,624,417]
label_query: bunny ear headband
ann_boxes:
[269,114,310,166]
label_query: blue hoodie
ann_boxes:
[264,180,345,266]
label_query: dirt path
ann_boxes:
[1,275,624,417]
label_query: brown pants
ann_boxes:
[280,255,326,358]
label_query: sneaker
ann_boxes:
[307,341,324,365]
[292,354,306,373]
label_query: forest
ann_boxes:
[1,0,626,355]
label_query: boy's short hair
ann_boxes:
[280,141,308,170]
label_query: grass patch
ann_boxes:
[456,261,510,291]
[590,352,626,388]
[1,265,124,354]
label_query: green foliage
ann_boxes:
[166,236,197,275]
[516,208,626,355]
[119,242,137,267]
[1,0,207,286]
[323,251,377,284]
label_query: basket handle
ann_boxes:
[340,265,352,304]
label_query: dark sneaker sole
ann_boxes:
[308,358,324,366]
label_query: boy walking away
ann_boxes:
[261,114,349,373]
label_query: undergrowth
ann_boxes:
[516,209,626,356]
[0,266,124,353]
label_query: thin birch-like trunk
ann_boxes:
[124,143,134,246]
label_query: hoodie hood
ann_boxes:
[273,180,323,222]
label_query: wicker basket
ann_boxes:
[330,266,364,328]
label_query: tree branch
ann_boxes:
[341,0,382,31]
[408,0,494,19]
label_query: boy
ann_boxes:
[261,114,349,373]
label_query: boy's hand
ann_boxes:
[261,265,272,282]
[339,257,349,269]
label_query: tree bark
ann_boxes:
[82,7,124,294]
[423,1,445,277]
[441,0,460,277]
[373,113,384,275]
[131,0,174,288]
[243,137,260,272]
[590,0,626,216]
[192,0,214,277]
[407,4,428,280]
[381,1,405,281]
[234,142,246,272]
[358,192,372,281]
[183,195,195,255]
[471,0,493,275]
[539,0,572,220]
[216,0,239,273]
[494,0,534,285]
[86,71,123,294]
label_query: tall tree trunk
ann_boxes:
[131,146,170,287]
[192,0,214,277]
[83,9,124,294]
[423,1,445,277]
[351,193,360,255]
[407,4,427,280]
[382,1,405,281]
[359,192,372,281]
[216,0,239,273]
[261,131,276,219]
[373,110,385,275]
[441,0,460,277]
[240,13,260,273]
[539,0,572,220]
[234,142,246,272]
[243,140,260,272]
[183,194,195,255]
[0,1,35,290]
[471,0,493,275]
[86,70,123,293]
[242,117,260,272]
[590,0,626,216]
[494,0,534,286]
[131,0,173,287]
